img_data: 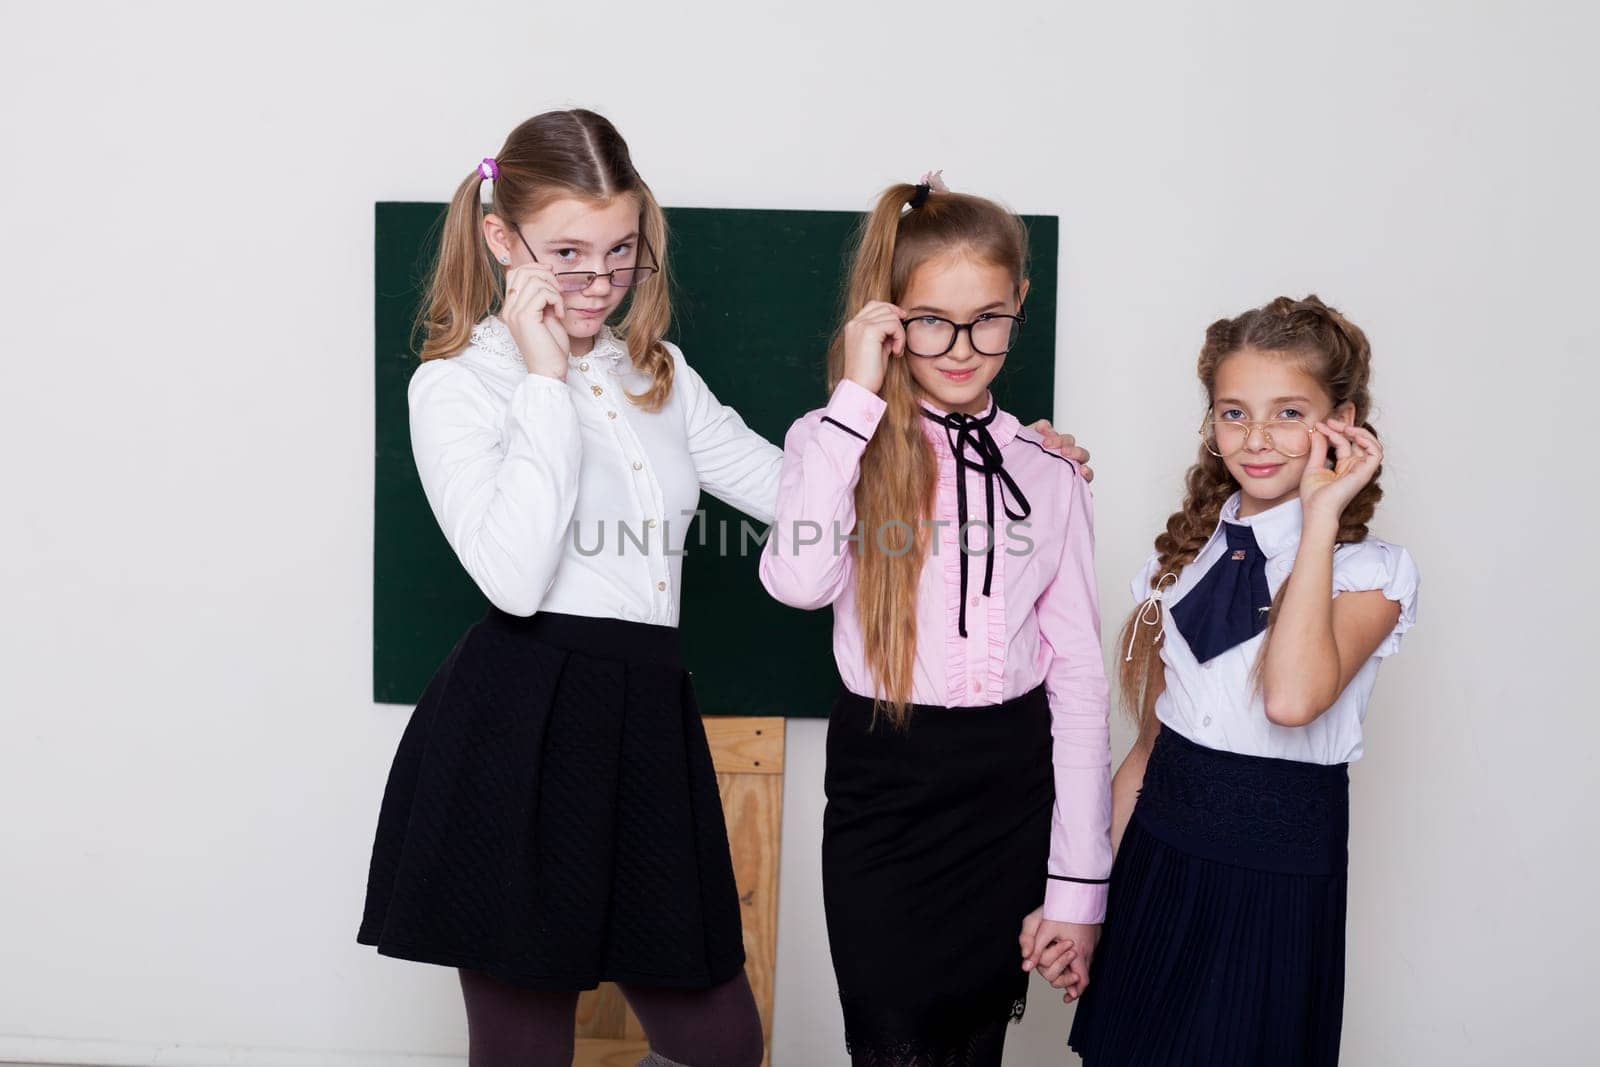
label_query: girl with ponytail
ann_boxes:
[759,175,1113,1065]
[357,109,778,1067]
[1066,296,1421,1066]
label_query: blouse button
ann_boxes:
[607,411,617,420]
[579,361,590,372]
[646,518,657,528]
[969,594,980,608]
[656,580,667,591]
[971,678,983,694]
[1203,716,1213,726]
[632,460,643,471]
[591,385,604,396]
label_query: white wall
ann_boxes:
[2,1,1594,1064]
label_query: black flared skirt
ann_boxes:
[1069,725,1350,1066]
[822,684,1053,1057]
[357,609,745,991]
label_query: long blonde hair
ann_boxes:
[827,183,1029,726]
[418,109,676,410]
[1118,295,1384,730]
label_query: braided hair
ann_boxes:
[1119,295,1382,730]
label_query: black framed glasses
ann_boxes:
[900,306,1027,358]
[514,228,660,293]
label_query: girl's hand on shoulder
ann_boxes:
[1300,417,1382,527]
[841,300,905,395]
[1027,419,1095,482]
[502,263,572,379]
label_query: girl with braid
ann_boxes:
[1064,296,1419,1066]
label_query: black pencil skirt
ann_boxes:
[822,684,1054,1058]
[357,609,745,991]
[1069,725,1350,1066]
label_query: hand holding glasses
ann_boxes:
[499,261,574,378]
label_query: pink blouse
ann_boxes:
[758,379,1113,923]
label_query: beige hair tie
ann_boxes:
[1125,571,1179,662]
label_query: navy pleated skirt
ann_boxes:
[357,609,745,991]
[1069,726,1349,1066]
[823,684,1053,1061]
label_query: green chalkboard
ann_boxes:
[374,204,1059,715]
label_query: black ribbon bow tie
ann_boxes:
[1170,520,1272,663]
[920,406,1032,638]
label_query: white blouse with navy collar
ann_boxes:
[1134,492,1419,765]
[406,318,783,624]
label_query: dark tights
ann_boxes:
[457,968,765,1067]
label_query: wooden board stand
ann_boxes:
[574,717,785,1066]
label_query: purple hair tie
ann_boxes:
[478,157,499,181]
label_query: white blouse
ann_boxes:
[1134,492,1420,765]
[407,318,783,625]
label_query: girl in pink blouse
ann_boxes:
[759,175,1113,1066]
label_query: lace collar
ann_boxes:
[468,317,629,370]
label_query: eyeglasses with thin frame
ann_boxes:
[1199,414,1316,458]
[513,227,660,293]
[900,306,1028,358]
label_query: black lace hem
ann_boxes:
[841,993,1026,1064]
